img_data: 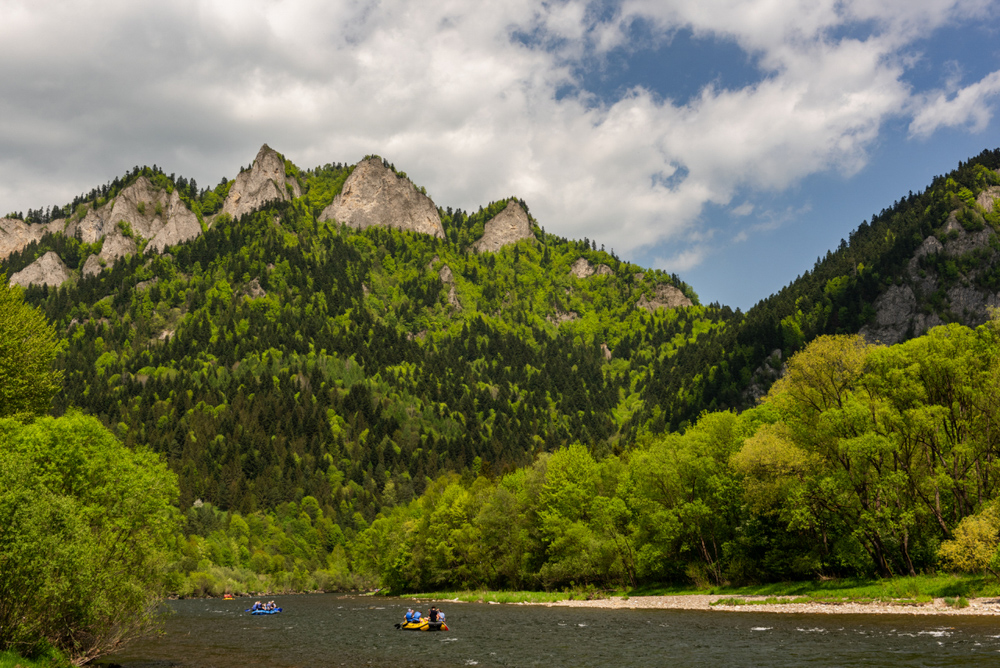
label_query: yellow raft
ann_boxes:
[396,620,449,632]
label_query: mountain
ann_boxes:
[1,146,706,522]
[7,144,1000,524]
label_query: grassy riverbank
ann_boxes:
[404,574,1000,606]
[0,649,70,668]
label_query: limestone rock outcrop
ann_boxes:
[437,263,461,309]
[0,217,65,260]
[861,208,1000,345]
[62,176,203,275]
[64,205,108,244]
[318,157,444,238]
[240,278,267,300]
[570,257,612,278]
[977,186,1000,213]
[472,201,534,252]
[10,251,71,288]
[637,284,693,311]
[81,254,103,278]
[221,144,301,221]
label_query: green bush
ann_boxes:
[0,413,179,664]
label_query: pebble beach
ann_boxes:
[529,594,1000,616]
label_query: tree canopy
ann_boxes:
[0,276,62,420]
[0,412,179,664]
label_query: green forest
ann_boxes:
[6,148,1000,609]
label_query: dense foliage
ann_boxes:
[0,414,179,663]
[7,148,1000,597]
[0,278,63,419]
[346,320,1000,591]
[5,162,710,528]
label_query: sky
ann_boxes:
[2,0,1000,309]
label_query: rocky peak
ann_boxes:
[222,144,302,221]
[9,251,71,288]
[637,284,693,311]
[472,201,534,252]
[318,157,444,238]
[71,176,203,275]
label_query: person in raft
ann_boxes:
[428,606,439,622]
[404,608,415,623]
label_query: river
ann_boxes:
[99,594,1000,667]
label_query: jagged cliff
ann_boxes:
[318,157,444,237]
[67,176,204,275]
[861,188,1000,345]
[10,251,70,287]
[221,144,301,221]
[0,217,65,260]
[472,200,534,252]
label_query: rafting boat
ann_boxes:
[396,620,448,632]
[247,608,283,615]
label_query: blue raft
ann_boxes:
[247,607,283,615]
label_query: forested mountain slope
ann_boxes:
[6,145,1000,532]
[629,148,1000,424]
[1,147,709,524]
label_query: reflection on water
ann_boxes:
[100,594,1000,667]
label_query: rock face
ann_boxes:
[472,201,534,252]
[10,251,71,288]
[860,208,1000,345]
[570,257,612,278]
[637,284,693,311]
[62,176,203,275]
[547,309,578,325]
[977,186,1000,213]
[221,144,301,221]
[240,278,267,300]
[318,157,444,238]
[81,254,102,278]
[0,217,64,260]
[437,263,461,309]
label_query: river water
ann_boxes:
[99,594,1000,667]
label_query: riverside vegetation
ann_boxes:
[7,148,1000,662]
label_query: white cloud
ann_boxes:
[909,70,1000,136]
[656,247,707,274]
[0,0,995,267]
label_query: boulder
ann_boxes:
[472,201,533,252]
[9,251,71,288]
[222,144,301,221]
[319,157,444,238]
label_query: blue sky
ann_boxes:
[2,0,1000,309]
